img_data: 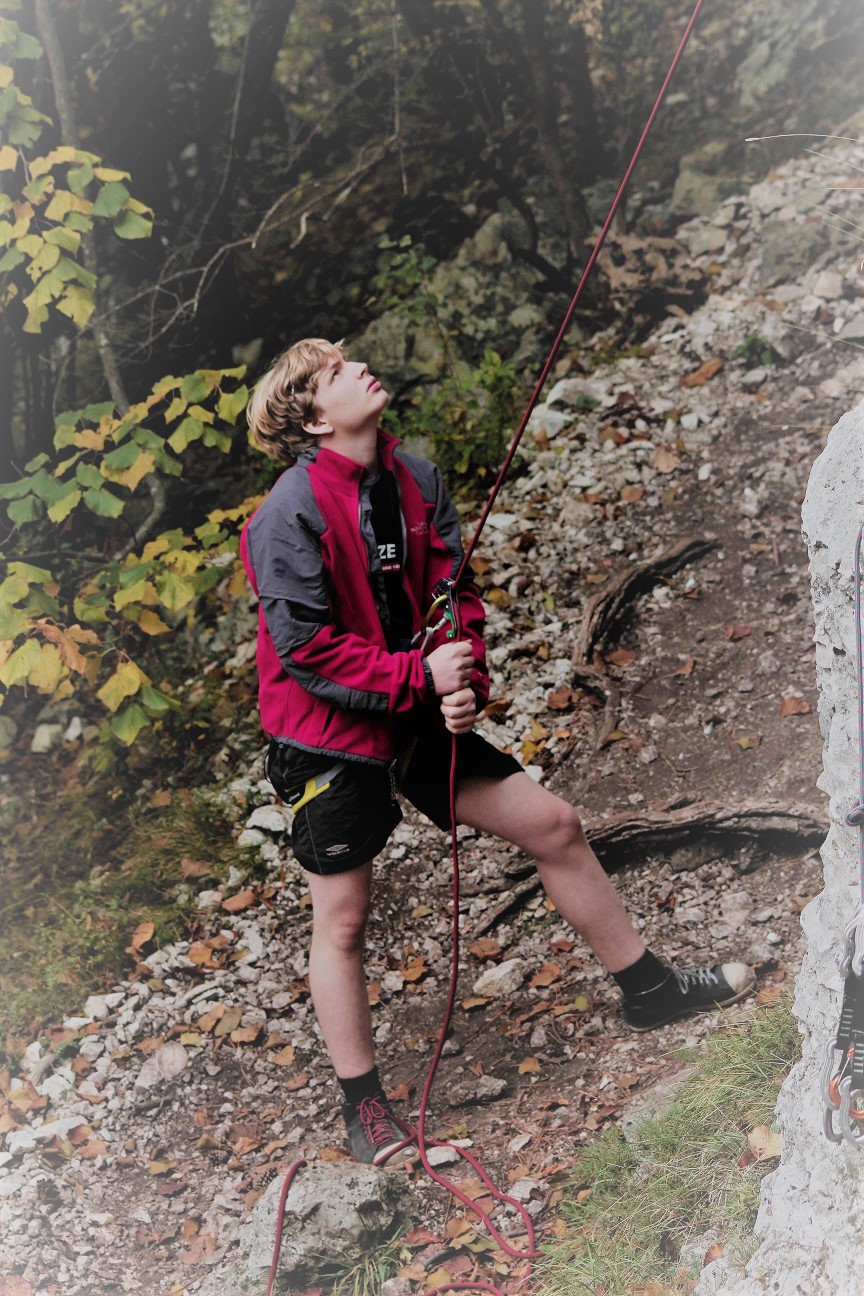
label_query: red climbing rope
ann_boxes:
[265,2,707,1291]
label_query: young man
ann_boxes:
[240,338,755,1166]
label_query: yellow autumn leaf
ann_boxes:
[115,451,155,492]
[114,579,156,611]
[141,536,171,561]
[27,643,65,693]
[0,144,18,171]
[29,146,80,177]
[72,427,109,451]
[137,609,171,636]
[96,660,145,712]
[162,548,201,577]
[518,1056,542,1074]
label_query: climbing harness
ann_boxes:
[263,2,707,1291]
[823,522,864,1148]
[283,763,341,814]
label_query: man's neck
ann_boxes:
[319,422,379,469]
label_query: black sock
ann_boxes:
[337,1065,384,1107]
[611,948,672,998]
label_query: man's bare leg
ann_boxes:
[306,860,375,1077]
[454,772,646,972]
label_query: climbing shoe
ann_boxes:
[621,960,755,1031]
[341,1094,413,1166]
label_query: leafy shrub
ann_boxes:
[372,237,522,485]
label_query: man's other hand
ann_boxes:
[440,687,477,735]
[426,640,474,696]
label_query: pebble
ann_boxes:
[473,958,528,997]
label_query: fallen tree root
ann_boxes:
[470,798,825,937]
[571,536,717,749]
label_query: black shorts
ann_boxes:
[265,713,522,876]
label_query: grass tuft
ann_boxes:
[537,1000,799,1296]
[298,1237,405,1296]
[0,787,254,1059]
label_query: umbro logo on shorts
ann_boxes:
[325,843,351,856]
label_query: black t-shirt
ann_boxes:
[368,469,414,651]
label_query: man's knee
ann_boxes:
[312,891,370,954]
[536,798,585,858]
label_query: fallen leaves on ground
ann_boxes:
[779,696,811,717]
[679,357,723,386]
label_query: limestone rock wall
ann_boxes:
[699,401,864,1294]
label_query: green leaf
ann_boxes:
[0,601,29,639]
[79,401,116,422]
[139,683,176,715]
[66,160,94,197]
[64,211,92,233]
[74,593,109,624]
[47,485,81,522]
[14,31,42,59]
[110,702,149,744]
[156,570,195,613]
[82,487,123,518]
[76,462,104,489]
[7,560,52,582]
[90,180,129,219]
[0,245,24,272]
[179,372,212,404]
[167,417,204,453]
[6,494,41,524]
[21,173,53,203]
[112,208,152,240]
[0,476,34,499]
[201,427,231,452]
[43,225,80,253]
[216,385,249,425]
[102,441,140,471]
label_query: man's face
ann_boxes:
[307,355,389,437]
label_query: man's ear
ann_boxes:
[301,416,332,438]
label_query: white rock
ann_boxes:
[134,1042,189,1089]
[245,805,289,833]
[237,828,266,848]
[5,1129,37,1155]
[0,716,17,749]
[37,1074,71,1103]
[425,1144,460,1166]
[696,396,864,1295]
[30,723,63,754]
[83,992,125,1020]
[810,270,844,300]
[0,1172,26,1198]
[197,889,224,909]
[472,957,527,998]
[62,716,83,742]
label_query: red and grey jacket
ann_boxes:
[239,428,490,765]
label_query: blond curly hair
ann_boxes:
[246,337,346,463]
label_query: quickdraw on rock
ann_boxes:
[823,522,864,1148]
